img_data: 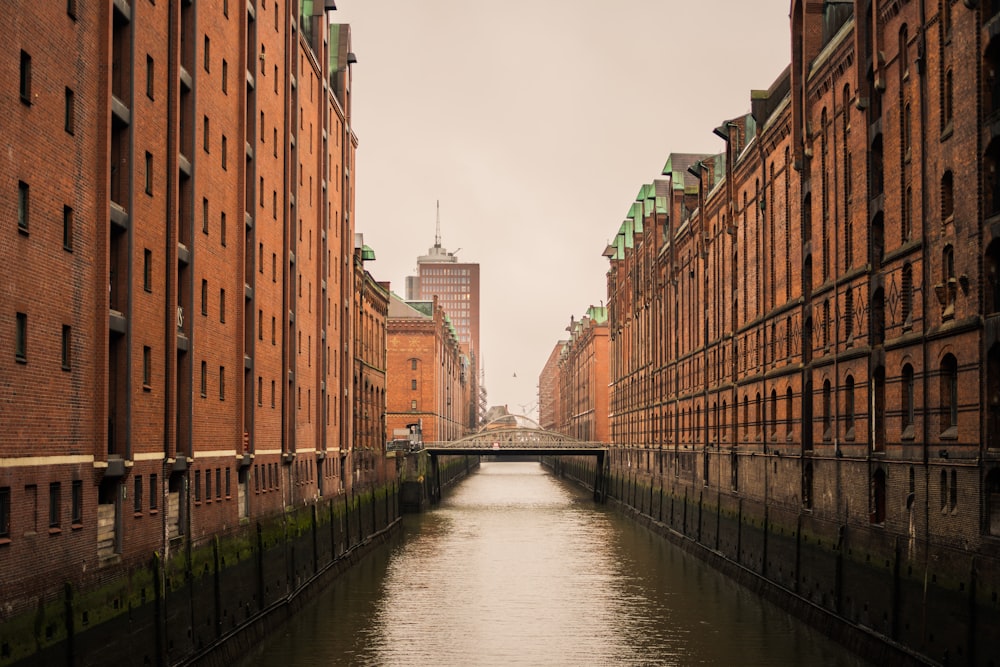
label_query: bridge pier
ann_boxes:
[594,451,607,503]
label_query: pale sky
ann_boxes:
[339,0,793,420]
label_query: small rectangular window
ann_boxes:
[411,400,417,410]
[146,55,154,99]
[271,316,275,345]
[15,312,27,361]
[0,487,10,539]
[203,116,210,152]
[271,380,275,407]
[149,474,158,511]
[205,470,212,502]
[221,135,227,170]
[223,0,229,17]
[61,325,72,370]
[142,346,151,387]
[201,279,208,315]
[145,152,153,195]
[202,198,209,234]
[220,288,226,323]
[67,0,77,19]
[411,379,417,390]
[219,366,225,400]
[259,243,264,273]
[71,480,82,526]
[200,360,207,397]
[222,59,228,94]
[19,50,31,103]
[257,375,263,405]
[195,470,202,502]
[48,482,61,529]
[225,468,231,497]
[64,87,75,134]
[63,206,73,251]
[215,469,221,499]
[143,249,152,291]
[272,253,277,282]
[258,309,263,340]
[221,212,227,246]
[18,181,29,232]
[204,35,210,72]
[134,476,143,513]
[411,359,417,371]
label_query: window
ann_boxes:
[15,312,27,361]
[225,468,231,497]
[257,376,263,406]
[271,380,275,408]
[271,316,276,344]
[204,116,210,152]
[67,0,77,19]
[220,288,226,323]
[200,360,207,397]
[944,69,954,130]
[64,87,75,133]
[823,379,832,440]
[845,375,856,440]
[206,470,212,502]
[63,206,74,251]
[942,171,954,221]
[258,309,263,340]
[216,469,222,499]
[941,354,958,435]
[942,245,956,318]
[201,279,208,315]
[49,482,61,529]
[902,263,914,326]
[204,35,210,71]
[221,135,227,169]
[19,50,31,104]
[411,359,417,371]
[272,253,277,282]
[219,365,225,400]
[902,364,915,438]
[202,198,209,234]
[146,55,154,99]
[142,346,151,387]
[195,470,202,502]
[18,181,29,233]
[411,400,417,410]
[134,476,143,513]
[221,212,227,246]
[150,474,158,511]
[221,59,228,94]
[143,249,152,291]
[71,480,82,526]
[61,325,72,370]
[0,487,10,540]
[145,152,153,195]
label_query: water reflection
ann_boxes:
[243,462,871,666]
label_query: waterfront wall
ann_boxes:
[399,453,480,512]
[2,484,399,667]
[550,454,1000,667]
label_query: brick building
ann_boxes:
[352,235,390,487]
[537,341,566,431]
[1,2,391,655]
[386,294,475,443]
[588,2,1000,661]
[541,308,610,442]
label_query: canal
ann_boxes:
[241,461,873,666]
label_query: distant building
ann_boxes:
[386,294,475,443]
[557,307,610,442]
[538,341,567,431]
[405,202,482,424]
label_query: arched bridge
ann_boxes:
[423,417,609,502]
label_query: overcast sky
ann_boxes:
[339,0,793,420]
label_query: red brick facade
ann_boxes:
[0,1,389,628]
[538,342,566,431]
[596,2,1000,630]
[386,295,475,444]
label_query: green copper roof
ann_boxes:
[587,305,608,324]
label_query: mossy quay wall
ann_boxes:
[2,484,400,667]
[547,456,1000,667]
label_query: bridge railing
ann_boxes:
[425,428,608,451]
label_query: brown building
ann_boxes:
[1,4,391,658]
[352,235,390,487]
[588,3,1000,662]
[550,307,610,443]
[386,294,475,443]
[538,341,566,432]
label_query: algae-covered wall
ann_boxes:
[2,484,400,667]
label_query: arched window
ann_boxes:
[942,170,954,221]
[785,386,794,437]
[899,24,910,81]
[845,288,854,342]
[944,68,954,130]
[940,353,958,435]
[941,245,956,318]
[769,390,778,440]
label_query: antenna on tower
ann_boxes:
[435,200,442,248]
